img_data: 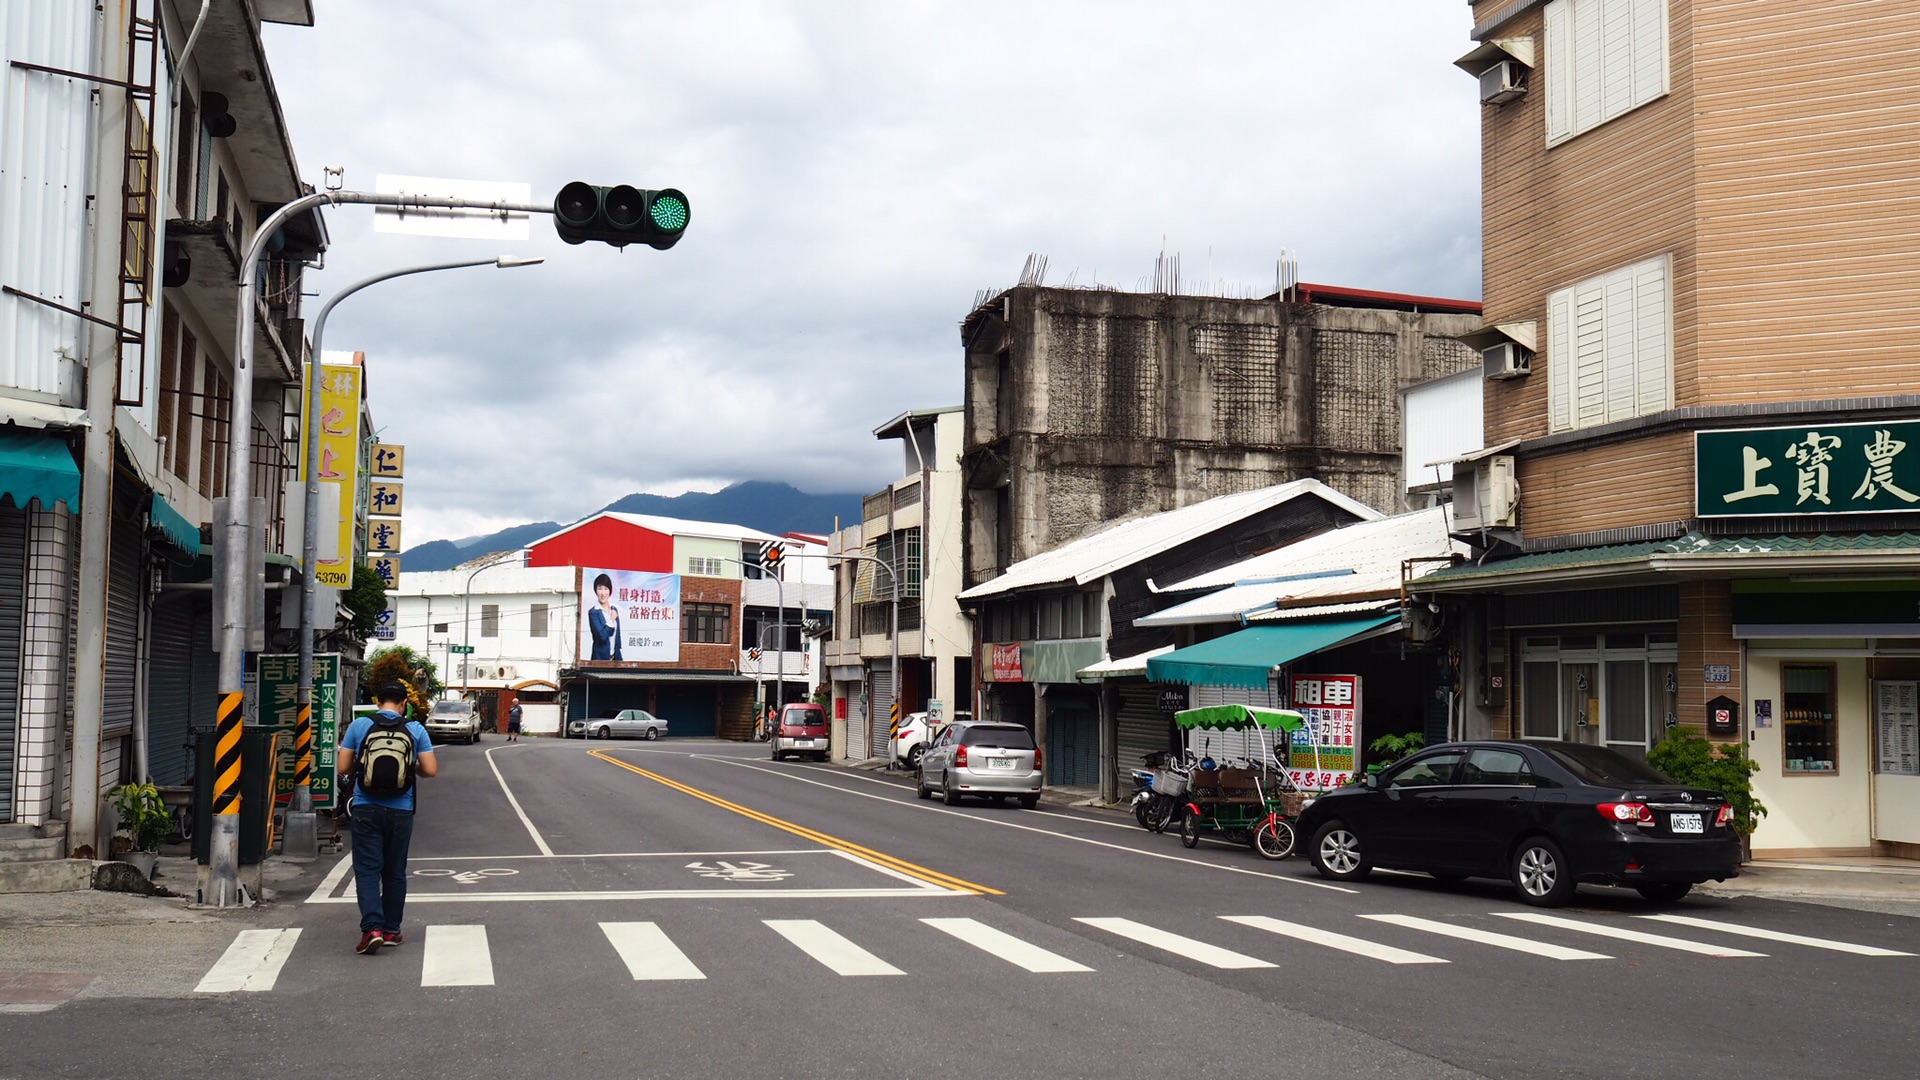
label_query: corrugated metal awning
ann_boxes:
[1146,615,1398,689]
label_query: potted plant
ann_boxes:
[1647,726,1768,859]
[107,782,171,879]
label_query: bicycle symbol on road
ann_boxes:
[413,867,521,885]
[685,860,792,882]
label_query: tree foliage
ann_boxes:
[1366,732,1426,772]
[1647,726,1768,836]
[365,644,441,717]
[344,562,389,639]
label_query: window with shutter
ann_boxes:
[1544,0,1669,147]
[1547,255,1672,433]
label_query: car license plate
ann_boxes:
[987,757,1017,770]
[1670,813,1703,834]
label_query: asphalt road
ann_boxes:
[4,737,1917,1080]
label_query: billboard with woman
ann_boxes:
[580,568,681,663]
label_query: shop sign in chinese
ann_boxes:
[373,606,397,640]
[369,518,402,553]
[1697,421,1920,517]
[255,654,341,805]
[303,364,362,587]
[579,567,681,663]
[1287,674,1360,790]
[990,643,1023,682]
[368,556,401,590]
[371,442,405,478]
[369,481,404,517]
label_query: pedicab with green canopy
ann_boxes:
[1171,703,1321,860]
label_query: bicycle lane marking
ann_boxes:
[587,749,998,896]
[699,755,1356,893]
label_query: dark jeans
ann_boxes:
[349,803,415,934]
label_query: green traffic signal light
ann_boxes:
[551,182,691,249]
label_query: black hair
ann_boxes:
[594,572,614,594]
[376,682,409,706]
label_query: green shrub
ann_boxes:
[108,783,172,852]
[1366,732,1426,773]
[1646,726,1767,835]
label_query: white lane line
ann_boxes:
[1638,915,1915,957]
[1494,913,1766,957]
[1358,915,1611,961]
[420,925,495,987]
[601,922,706,980]
[305,855,354,904]
[1222,915,1448,965]
[485,744,554,857]
[921,918,1093,973]
[766,920,904,976]
[715,757,1356,893]
[306,887,953,905]
[1076,917,1275,970]
[194,929,302,993]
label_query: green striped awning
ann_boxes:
[1146,615,1399,688]
[0,430,79,512]
[148,494,201,558]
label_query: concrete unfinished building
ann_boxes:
[960,284,1483,586]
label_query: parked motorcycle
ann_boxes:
[1130,750,1193,833]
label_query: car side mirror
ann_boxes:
[1363,772,1380,790]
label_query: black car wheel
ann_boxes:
[595,727,611,740]
[1252,817,1296,861]
[916,768,932,799]
[1179,810,1201,848]
[1311,821,1371,881]
[906,744,924,769]
[1636,882,1692,903]
[942,773,961,806]
[1017,794,1039,809]
[1512,836,1575,907]
[645,728,659,741]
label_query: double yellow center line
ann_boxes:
[588,749,1001,896]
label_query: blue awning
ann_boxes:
[1146,615,1400,688]
[0,429,79,512]
[148,494,201,559]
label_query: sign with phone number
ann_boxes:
[1288,675,1361,790]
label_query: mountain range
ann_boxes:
[398,481,866,573]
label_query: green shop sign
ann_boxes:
[1697,421,1920,517]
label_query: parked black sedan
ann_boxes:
[1295,740,1742,906]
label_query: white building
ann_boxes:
[388,562,577,736]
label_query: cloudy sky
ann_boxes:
[262,2,1483,547]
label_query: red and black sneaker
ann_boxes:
[381,930,404,947]
[355,930,384,955]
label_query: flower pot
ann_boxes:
[120,851,159,879]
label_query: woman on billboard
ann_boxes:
[588,572,623,661]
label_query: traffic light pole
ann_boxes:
[210,188,553,907]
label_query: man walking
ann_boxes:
[507,700,522,742]
[338,683,437,955]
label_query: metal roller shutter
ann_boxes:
[104,511,142,740]
[865,665,893,761]
[1188,681,1286,765]
[1116,681,1173,779]
[0,505,28,821]
[843,681,867,760]
[147,598,195,784]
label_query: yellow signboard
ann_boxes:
[369,518,402,553]
[368,555,400,589]
[371,443,405,478]
[304,364,362,588]
[369,481,404,517]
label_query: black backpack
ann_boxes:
[358,714,416,797]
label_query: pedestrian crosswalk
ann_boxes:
[194,909,1912,993]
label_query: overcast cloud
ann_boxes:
[262,2,1482,547]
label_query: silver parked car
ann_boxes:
[423,699,482,745]
[574,709,669,741]
[916,721,1042,808]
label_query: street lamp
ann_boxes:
[290,256,542,835]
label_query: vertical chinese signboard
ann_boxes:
[303,364,362,588]
[256,653,343,807]
[1697,422,1920,516]
[368,444,404,589]
[1288,674,1360,791]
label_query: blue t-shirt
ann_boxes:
[342,711,434,812]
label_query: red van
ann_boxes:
[772,703,829,762]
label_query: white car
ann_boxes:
[892,710,971,767]
[570,709,669,740]
[423,699,482,745]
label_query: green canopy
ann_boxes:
[0,429,79,512]
[1174,703,1306,733]
[148,494,201,559]
[1146,615,1398,688]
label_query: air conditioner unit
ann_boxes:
[498,664,516,680]
[1479,60,1527,105]
[1482,341,1531,380]
[1451,455,1519,531]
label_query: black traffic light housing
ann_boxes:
[552,182,690,249]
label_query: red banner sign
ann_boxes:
[991,643,1023,682]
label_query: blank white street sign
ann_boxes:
[374,174,531,240]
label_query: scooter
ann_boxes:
[1130,750,1190,833]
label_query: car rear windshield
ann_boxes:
[783,708,824,724]
[960,725,1035,750]
[1544,744,1676,787]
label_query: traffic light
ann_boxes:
[552,182,690,249]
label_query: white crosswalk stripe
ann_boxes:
[601,921,706,980]
[921,917,1093,973]
[421,925,495,986]
[1358,914,1611,961]
[1494,913,1766,957]
[195,929,301,993]
[1076,917,1275,969]
[1222,915,1448,965]
[766,920,904,976]
[1637,915,1916,957]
